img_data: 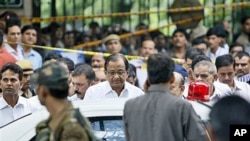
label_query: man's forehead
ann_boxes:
[194,66,209,72]
[107,40,119,44]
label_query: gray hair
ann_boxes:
[194,60,217,74]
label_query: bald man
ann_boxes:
[170,72,185,98]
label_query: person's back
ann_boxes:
[123,53,208,141]
[209,95,250,141]
[33,61,97,141]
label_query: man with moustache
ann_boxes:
[91,54,105,69]
[0,63,37,127]
[16,60,36,98]
[68,64,96,101]
[33,61,97,141]
[234,51,250,78]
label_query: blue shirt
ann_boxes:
[23,49,43,70]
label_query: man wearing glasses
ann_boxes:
[68,64,96,101]
[84,53,144,99]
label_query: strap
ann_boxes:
[196,100,212,109]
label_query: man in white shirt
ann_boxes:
[0,62,37,127]
[129,39,156,89]
[85,53,144,99]
[188,60,231,121]
[215,54,250,102]
[4,21,24,60]
[68,64,96,101]
[206,27,228,62]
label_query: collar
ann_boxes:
[48,102,73,132]
[147,84,170,94]
[0,96,25,109]
[233,80,243,91]
[104,81,129,96]
[4,43,23,53]
[23,49,36,57]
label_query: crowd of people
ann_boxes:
[1,10,250,141]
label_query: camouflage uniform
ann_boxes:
[33,61,98,141]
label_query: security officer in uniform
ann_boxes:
[33,61,98,141]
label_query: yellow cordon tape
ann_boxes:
[73,10,231,49]
[9,11,230,64]
[21,2,250,23]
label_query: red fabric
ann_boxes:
[0,47,17,69]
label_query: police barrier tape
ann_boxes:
[5,41,183,65]
[72,10,231,49]
[21,2,250,24]
[6,11,229,64]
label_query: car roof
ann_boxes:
[0,98,128,141]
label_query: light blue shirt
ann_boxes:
[23,49,43,70]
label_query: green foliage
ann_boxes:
[40,0,250,36]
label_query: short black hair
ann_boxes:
[172,28,189,40]
[147,53,174,84]
[229,42,244,52]
[104,53,129,71]
[21,25,37,34]
[72,64,96,83]
[57,57,75,72]
[191,55,212,70]
[241,15,250,25]
[4,18,21,34]
[184,47,204,61]
[210,95,250,141]
[0,62,23,81]
[206,26,227,38]
[192,38,208,47]
[215,54,234,70]
[234,51,250,59]
[44,52,62,62]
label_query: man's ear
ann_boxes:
[213,73,218,82]
[180,85,185,94]
[170,73,175,84]
[39,85,49,99]
[19,80,24,89]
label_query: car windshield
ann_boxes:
[89,116,125,141]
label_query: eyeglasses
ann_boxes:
[106,70,126,76]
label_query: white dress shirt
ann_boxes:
[4,43,24,60]
[0,96,38,127]
[84,81,144,100]
[215,80,250,102]
[207,46,228,62]
[230,80,250,102]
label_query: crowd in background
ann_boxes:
[1,10,250,141]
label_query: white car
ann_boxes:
[0,98,128,141]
